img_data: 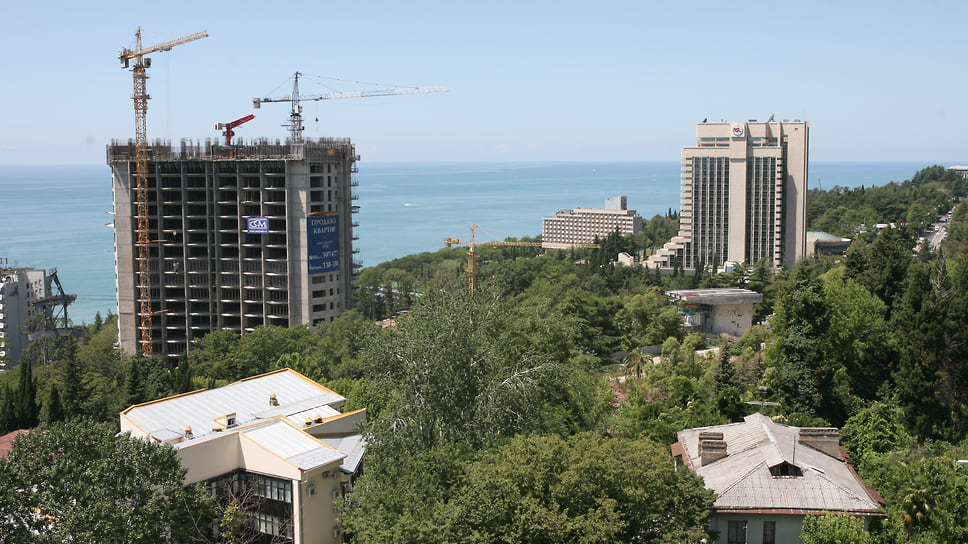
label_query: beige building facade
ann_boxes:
[646,120,809,272]
[542,195,641,247]
[120,369,364,543]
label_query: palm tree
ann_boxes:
[624,350,647,380]
[901,489,931,540]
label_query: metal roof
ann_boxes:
[666,288,764,306]
[676,413,882,514]
[240,419,345,472]
[122,369,345,442]
[321,434,366,474]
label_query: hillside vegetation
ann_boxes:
[2,166,968,543]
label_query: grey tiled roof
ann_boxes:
[676,413,881,514]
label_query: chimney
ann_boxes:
[698,431,727,465]
[799,428,841,458]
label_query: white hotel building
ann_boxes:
[542,195,641,248]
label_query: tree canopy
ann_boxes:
[0,419,212,543]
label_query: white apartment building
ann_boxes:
[542,195,642,248]
[646,120,809,272]
[0,266,47,366]
[120,368,365,544]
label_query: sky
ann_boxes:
[1,1,966,165]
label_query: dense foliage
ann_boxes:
[3,165,968,542]
[343,432,715,544]
[0,419,212,543]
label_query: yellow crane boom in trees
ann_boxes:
[444,224,599,294]
[253,72,447,142]
[119,27,208,357]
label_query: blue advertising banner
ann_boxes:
[247,217,269,234]
[307,215,340,274]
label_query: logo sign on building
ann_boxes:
[730,123,745,138]
[247,217,270,234]
[307,215,340,274]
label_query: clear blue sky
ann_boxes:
[1,1,966,165]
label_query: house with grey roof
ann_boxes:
[120,368,364,544]
[671,413,883,544]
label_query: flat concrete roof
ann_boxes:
[666,288,763,305]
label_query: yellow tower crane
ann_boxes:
[444,224,599,294]
[119,27,208,357]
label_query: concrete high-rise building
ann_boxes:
[107,138,360,359]
[542,195,642,248]
[646,120,809,272]
[0,266,47,366]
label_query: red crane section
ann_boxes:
[216,114,255,145]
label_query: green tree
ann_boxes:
[361,285,595,459]
[801,513,871,544]
[840,401,911,471]
[615,286,683,350]
[0,419,212,543]
[14,359,38,429]
[45,384,64,424]
[343,433,715,544]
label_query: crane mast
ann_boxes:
[445,225,599,294]
[253,71,448,142]
[119,27,207,357]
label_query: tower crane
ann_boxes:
[252,72,447,142]
[215,114,255,145]
[444,225,600,294]
[118,27,208,357]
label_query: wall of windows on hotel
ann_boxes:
[209,470,295,543]
[745,156,781,266]
[689,156,730,270]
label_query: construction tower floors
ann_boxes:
[107,138,361,359]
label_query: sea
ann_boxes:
[0,161,935,325]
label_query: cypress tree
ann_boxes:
[714,342,736,394]
[15,360,39,429]
[0,383,14,434]
[47,384,65,423]
[60,352,85,416]
[124,359,148,407]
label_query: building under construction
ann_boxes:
[107,138,360,359]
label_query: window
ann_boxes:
[763,521,776,544]
[769,462,802,478]
[253,475,293,504]
[727,520,747,544]
[253,512,291,538]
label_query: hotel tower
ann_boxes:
[646,119,808,272]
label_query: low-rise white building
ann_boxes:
[120,368,365,543]
[542,195,641,248]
